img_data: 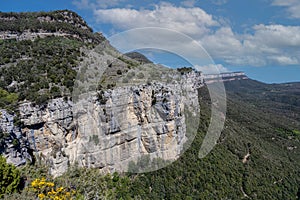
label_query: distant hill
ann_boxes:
[124,52,153,64]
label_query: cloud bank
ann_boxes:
[74,1,300,67]
[272,0,300,19]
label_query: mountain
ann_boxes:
[0,10,204,177]
[0,10,299,199]
[124,52,153,64]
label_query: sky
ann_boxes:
[0,0,300,83]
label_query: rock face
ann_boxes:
[0,110,32,166]
[19,98,74,177]
[71,81,196,173]
[0,70,247,177]
[204,72,248,84]
[0,71,198,176]
[0,70,246,176]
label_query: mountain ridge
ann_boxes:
[0,10,105,43]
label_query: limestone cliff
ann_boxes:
[0,68,247,176]
[204,72,248,84]
[0,110,32,166]
[14,70,202,176]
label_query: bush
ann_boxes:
[0,88,18,112]
[50,86,61,98]
[122,77,129,83]
[137,72,144,79]
[30,178,76,200]
[0,156,21,198]
[117,69,122,75]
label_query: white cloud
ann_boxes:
[94,4,219,37]
[195,64,229,74]
[108,27,213,63]
[241,24,300,65]
[272,0,300,18]
[73,0,126,9]
[201,24,300,66]
[200,27,243,57]
[250,24,300,47]
[73,0,91,9]
[90,3,300,67]
[268,55,299,65]
[211,0,228,6]
[181,0,196,8]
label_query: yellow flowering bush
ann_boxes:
[31,178,76,200]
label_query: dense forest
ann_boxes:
[2,81,300,199]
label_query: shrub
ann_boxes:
[30,177,76,200]
[50,86,61,98]
[117,69,122,75]
[137,72,144,79]
[0,156,21,198]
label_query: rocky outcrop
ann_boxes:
[204,72,248,84]
[0,110,32,166]
[0,30,79,41]
[70,77,201,173]
[0,10,105,43]
[0,30,103,43]
[0,70,198,176]
[36,11,91,30]
[19,98,74,176]
[0,70,248,176]
[0,69,247,176]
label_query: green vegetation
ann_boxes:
[124,52,153,64]
[276,128,300,140]
[2,163,132,200]
[3,81,300,199]
[0,10,106,108]
[0,10,299,200]
[177,67,193,75]
[89,135,100,145]
[124,83,300,199]
[0,37,82,106]
[117,55,139,69]
[0,10,104,43]
[0,156,21,198]
[293,129,300,136]
[0,88,18,112]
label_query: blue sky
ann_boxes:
[1,0,300,83]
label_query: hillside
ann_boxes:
[0,10,299,199]
[120,80,300,199]
[124,52,153,64]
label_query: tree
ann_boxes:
[0,156,21,198]
[50,86,61,98]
